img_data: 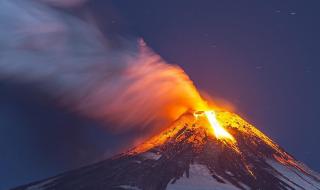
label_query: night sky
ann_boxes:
[1,1,320,189]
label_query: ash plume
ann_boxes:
[0,0,207,132]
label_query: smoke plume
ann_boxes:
[0,0,207,132]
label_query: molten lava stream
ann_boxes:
[204,111,235,141]
[194,110,235,142]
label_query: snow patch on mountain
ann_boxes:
[267,160,320,190]
[167,164,243,190]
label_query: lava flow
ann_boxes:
[194,110,235,142]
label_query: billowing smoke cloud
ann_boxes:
[0,0,207,132]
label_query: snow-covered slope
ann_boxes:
[167,164,243,190]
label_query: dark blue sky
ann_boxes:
[1,1,320,189]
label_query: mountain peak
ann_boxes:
[13,111,320,190]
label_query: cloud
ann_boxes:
[0,0,207,133]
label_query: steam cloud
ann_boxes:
[0,0,207,132]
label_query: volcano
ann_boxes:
[12,111,320,190]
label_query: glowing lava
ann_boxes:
[194,110,235,142]
[204,111,235,141]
